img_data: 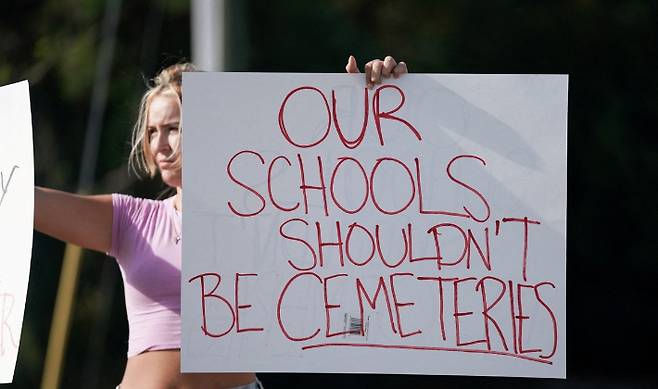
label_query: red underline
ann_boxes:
[301,342,553,365]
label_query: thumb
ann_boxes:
[345,55,360,73]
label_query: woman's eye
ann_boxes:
[147,128,157,140]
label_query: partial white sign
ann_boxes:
[182,73,567,378]
[0,81,34,383]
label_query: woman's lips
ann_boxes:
[158,161,174,169]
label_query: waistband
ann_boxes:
[116,377,263,389]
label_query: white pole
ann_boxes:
[191,0,225,71]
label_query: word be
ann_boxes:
[187,272,264,338]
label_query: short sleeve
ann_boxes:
[108,193,139,259]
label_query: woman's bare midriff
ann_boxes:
[119,350,257,389]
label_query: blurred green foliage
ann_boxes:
[0,0,656,387]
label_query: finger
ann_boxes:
[364,60,374,88]
[393,61,408,78]
[371,59,383,85]
[382,56,397,78]
[345,55,360,73]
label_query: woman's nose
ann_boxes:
[155,130,171,152]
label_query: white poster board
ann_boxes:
[0,81,34,383]
[182,73,567,378]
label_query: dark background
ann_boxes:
[1,0,656,387]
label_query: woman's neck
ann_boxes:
[174,188,182,212]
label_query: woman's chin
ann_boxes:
[160,170,181,189]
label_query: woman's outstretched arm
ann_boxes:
[34,187,113,253]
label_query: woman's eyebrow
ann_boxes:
[147,121,179,128]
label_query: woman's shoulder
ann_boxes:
[112,193,152,200]
[112,193,173,219]
[112,193,172,204]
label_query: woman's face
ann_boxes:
[147,93,181,188]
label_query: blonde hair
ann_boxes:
[129,62,196,178]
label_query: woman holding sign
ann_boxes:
[34,56,407,389]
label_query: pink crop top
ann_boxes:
[108,194,182,357]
